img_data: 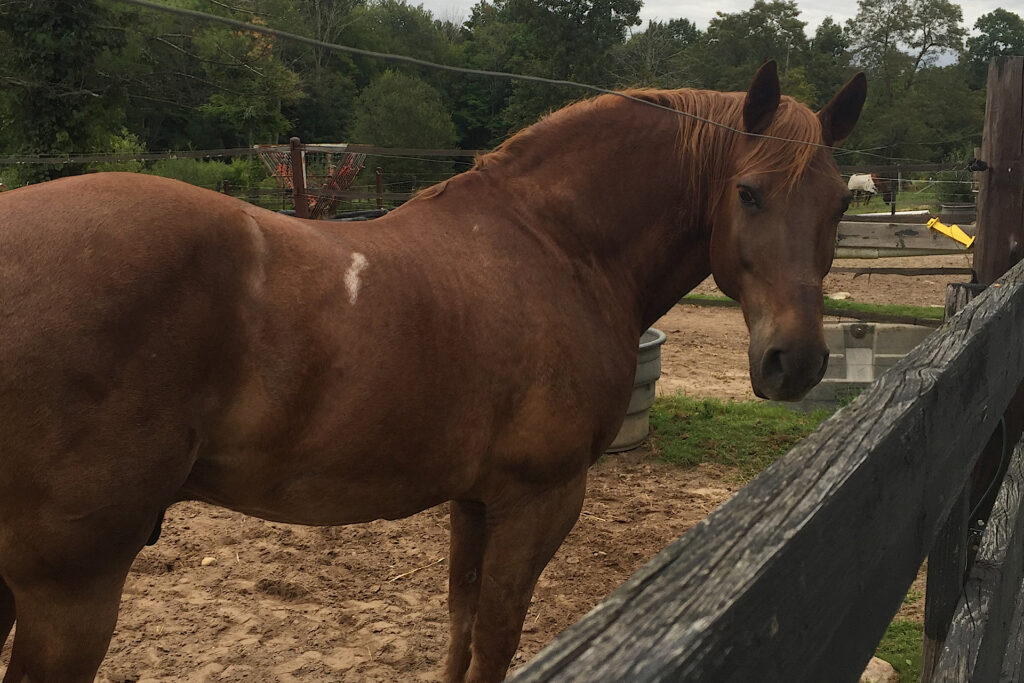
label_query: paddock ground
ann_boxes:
[1,255,965,681]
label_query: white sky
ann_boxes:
[424,0,1007,35]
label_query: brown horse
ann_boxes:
[0,62,864,682]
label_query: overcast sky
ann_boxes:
[423,0,1003,35]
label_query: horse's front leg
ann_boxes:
[462,471,587,683]
[445,499,487,682]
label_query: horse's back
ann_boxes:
[0,175,276,527]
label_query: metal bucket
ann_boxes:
[939,203,976,225]
[606,328,666,453]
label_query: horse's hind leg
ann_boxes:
[463,472,587,683]
[1,514,153,683]
[0,576,14,653]
[3,551,139,683]
[445,500,487,682]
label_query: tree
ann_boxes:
[846,0,966,99]
[0,0,128,182]
[684,1,812,94]
[610,19,701,88]
[350,70,457,190]
[804,17,855,108]
[460,0,641,135]
[193,20,303,147]
[966,9,1024,87]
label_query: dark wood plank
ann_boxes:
[921,283,988,682]
[830,267,974,278]
[836,221,973,252]
[998,576,1024,682]
[922,488,969,683]
[933,436,1024,682]
[974,57,1024,284]
[512,259,1024,683]
[841,213,933,224]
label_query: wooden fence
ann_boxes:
[510,258,1024,682]
[509,56,1024,683]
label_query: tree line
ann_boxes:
[0,0,1021,191]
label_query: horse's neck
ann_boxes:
[475,103,715,329]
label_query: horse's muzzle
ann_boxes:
[752,344,829,401]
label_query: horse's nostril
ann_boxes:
[763,348,785,380]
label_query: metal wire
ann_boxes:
[114,0,847,152]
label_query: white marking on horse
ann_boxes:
[345,253,368,304]
[473,224,480,232]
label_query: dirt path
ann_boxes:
[2,256,961,681]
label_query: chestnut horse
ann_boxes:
[0,62,864,682]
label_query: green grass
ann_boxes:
[648,395,829,481]
[844,186,944,215]
[876,619,924,681]
[649,394,925,678]
[821,296,943,320]
[681,293,943,320]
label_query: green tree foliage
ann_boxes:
[0,0,993,191]
[462,0,641,135]
[350,70,457,190]
[685,1,816,99]
[846,0,966,100]
[966,9,1024,87]
[0,0,127,182]
[610,19,702,88]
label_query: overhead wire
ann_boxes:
[115,0,848,152]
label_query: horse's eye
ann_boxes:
[738,187,758,206]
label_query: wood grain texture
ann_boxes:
[933,437,1024,683]
[922,283,987,682]
[922,487,969,683]
[512,259,1024,683]
[974,57,1024,284]
[836,222,973,252]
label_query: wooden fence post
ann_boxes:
[970,56,1024,544]
[376,167,384,210]
[921,55,1024,682]
[289,136,310,219]
[974,57,1024,283]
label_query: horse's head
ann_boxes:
[708,62,866,401]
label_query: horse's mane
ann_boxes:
[462,87,824,219]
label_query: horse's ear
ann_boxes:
[743,61,781,134]
[818,72,867,146]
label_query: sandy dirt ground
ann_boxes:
[1,256,965,681]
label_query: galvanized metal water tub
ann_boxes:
[606,327,666,453]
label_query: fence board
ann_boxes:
[998,575,1024,682]
[933,435,1024,682]
[921,283,990,680]
[836,221,972,252]
[512,258,1024,683]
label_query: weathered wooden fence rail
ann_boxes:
[835,220,973,258]
[512,257,1024,682]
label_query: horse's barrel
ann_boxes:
[606,328,666,453]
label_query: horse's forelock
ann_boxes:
[616,90,825,221]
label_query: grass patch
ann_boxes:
[681,293,943,320]
[648,395,829,481]
[823,297,943,320]
[650,394,926,678]
[876,619,923,681]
